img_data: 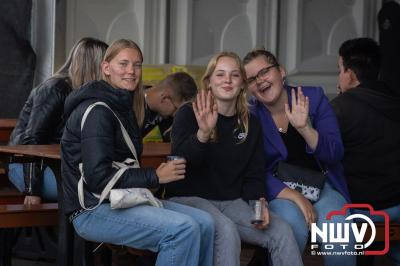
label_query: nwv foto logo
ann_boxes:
[310,204,390,255]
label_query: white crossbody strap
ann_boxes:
[78,101,140,210]
[80,102,139,161]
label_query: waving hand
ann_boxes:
[285,87,309,130]
[193,90,218,143]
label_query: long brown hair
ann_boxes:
[201,52,249,143]
[102,39,145,127]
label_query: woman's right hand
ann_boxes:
[156,159,186,184]
[278,187,316,227]
[292,191,316,228]
[193,90,218,143]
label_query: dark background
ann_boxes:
[0,0,35,118]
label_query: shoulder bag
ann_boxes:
[77,101,163,210]
[274,161,327,202]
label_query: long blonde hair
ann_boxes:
[200,52,249,143]
[101,39,145,127]
[53,37,108,89]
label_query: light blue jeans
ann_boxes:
[8,163,57,201]
[269,182,356,266]
[352,204,400,266]
[72,200,214,266]
[169,196,303,266]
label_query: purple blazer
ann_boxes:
[250,85,351,202]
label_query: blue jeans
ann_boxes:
[170,197,302,266]
[269,182,356,266]
[72,200,214,266]
[8,163,57,201]
[352,204,400,266]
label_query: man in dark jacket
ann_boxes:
[331,37,400,264]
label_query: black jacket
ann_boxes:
[61,80,159,214]
[331,81,400,209]
[165,104,266,201]
[142,104,173,142]
[9,77,71,195]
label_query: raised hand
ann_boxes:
[156,159,186,184]
[285,87,309,130]
[193,90,218,142]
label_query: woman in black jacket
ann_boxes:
[61,39,214,266]
[8,37,108,205]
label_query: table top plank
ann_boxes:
[142,142,171,157]
[0,145,61,159]
[0,142,171,160]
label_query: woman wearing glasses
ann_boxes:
[243,49,355,266]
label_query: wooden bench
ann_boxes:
[0,189,25,204]
[0,203,58,266]
[0,203,58,228]
[0,119,16,189]
[0,119,16,145]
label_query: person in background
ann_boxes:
[243,49,354,266]
[61,39,214,266]
[331,37,400,265]
[142,72,197,142]
[166,51,302,266]
[8,37,108,205]
[161,71,198,109]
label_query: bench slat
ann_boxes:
[0,203,58,228]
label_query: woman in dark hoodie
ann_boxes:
[61,39,214,266]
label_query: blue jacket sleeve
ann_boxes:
[265,172,287,201]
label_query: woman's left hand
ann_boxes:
[285,87,309,130]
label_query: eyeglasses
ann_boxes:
[246,64,279,88]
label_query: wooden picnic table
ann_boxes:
[0,142,171,266]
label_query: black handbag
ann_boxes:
[274,161,327,202]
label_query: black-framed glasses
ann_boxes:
[246,64,279,87]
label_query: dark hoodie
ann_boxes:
[331,81,400,209]
[61,80,159,215]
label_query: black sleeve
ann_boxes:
[22,80,69,196]
[23,81,68,145]
[23,162,44,196]
[81,106,159,194]
[171,104,208,169]
[158,117,173,142]
[330,96,347,133]
[241,119,267,201]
